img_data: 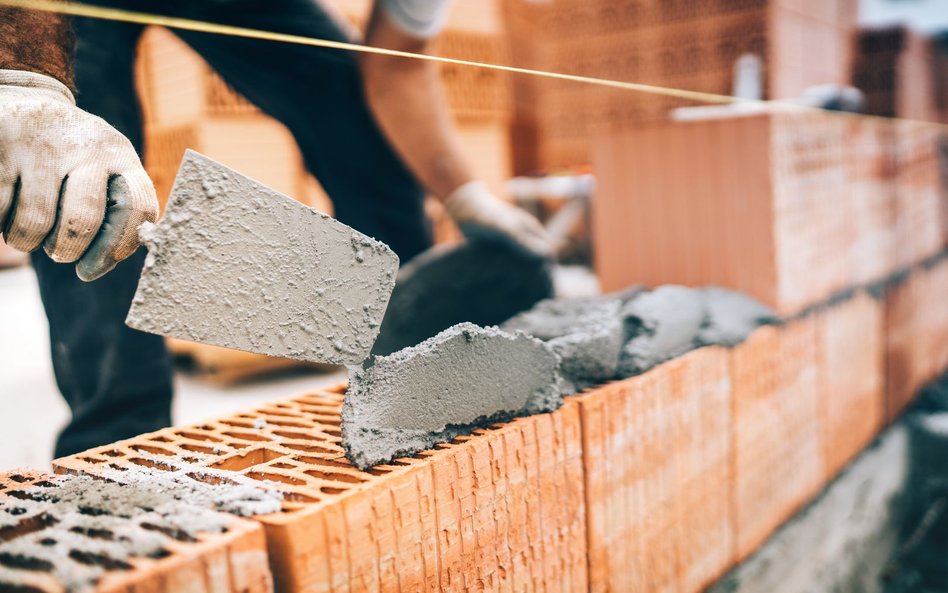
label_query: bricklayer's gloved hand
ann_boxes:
[0,69,158,281]
[444,180,553,257]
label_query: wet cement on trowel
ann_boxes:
[0,466,281,592]
[342,323,563,470]
[126,150,398,366]
[371,236,554,356]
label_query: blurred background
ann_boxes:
[1,0,946,466]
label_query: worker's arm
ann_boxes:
[0,8,158,280]
[361,1,551,256]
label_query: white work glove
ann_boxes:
[444,181,553,257]
[0,70,158,281]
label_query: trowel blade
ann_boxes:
[125,150,399,366]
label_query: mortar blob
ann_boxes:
[370,236,554,356]
[342,323,564,469]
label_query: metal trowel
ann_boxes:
[125,150,399,366]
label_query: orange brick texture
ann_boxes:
[885,256,948,420]
[729,318,824,561]
[55,386,587,593]
[48,270,948,593]
[577,347,733,593]
[592,111,945,316]
[816,292,886,480]
[0,470,272,593]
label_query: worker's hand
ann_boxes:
[0,70,158,281]
[444,181,553,257]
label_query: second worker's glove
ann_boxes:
[0,69,158,280]
[444,180,553,257]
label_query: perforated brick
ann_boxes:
[730,318,824,561]
[577,346,734,593]
[816,291,885,479]
[0,469,272,593]
[55,384,587,593]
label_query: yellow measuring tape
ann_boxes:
[3,0,947,130]
[1,0,744,104]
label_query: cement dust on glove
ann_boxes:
[126,150,398,366]
[0,69,158,280]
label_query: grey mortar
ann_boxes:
[342,323,564,469]
[618,285,707,377]
[502,297,623,393]
[371,236,554,356]
[0,466,281,592]
[126,150,398,366]
[697,286,777,347]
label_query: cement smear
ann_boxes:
[342,323,563,469]
[697,286,778,347]
[503,297,623,392]
[0,466,281,592]
[618,285,707,377]
[371,236,554,356]
[126,150,398,366]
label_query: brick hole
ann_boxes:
[0,552,54,572]
[208,448,286,472]
[108,464,127,471]
[258,408,305,419]
[363,467,390,476]
[127,458,174,472]
[38,538,56,546]
[148,548,171,559]
[80,457,103,464]
[259,418,310,429]
[101,450,122,458]
[320,486,348,495]
[78,506,110,517]
[0,513,56,543]
[185,472,238,487]
[181,457,200,464]
[322,428,342,438]
[0,584,47,592]
[130,444,176,457]
[244,472,306,486]
[283,443,338,455]
[8,475,29,484]
[69,526,113,540]
[68,550,132,571]
[302,469,364,484]
[219,420,256,429]
[227,442,251,450]
[272,429,317,441]
[282,492,320,504]
[176,430,223,443]
[7,508,27,516]
[269,463,296,470]
[294,456,355,471]
[387,459,413,466]
[179,443,216,455]
[150,436,172,443]
[141,522,197,543]
[222,431,270,442]
[6,491,50,503]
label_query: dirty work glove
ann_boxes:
[0,70,158,281]
[444,180,553,257]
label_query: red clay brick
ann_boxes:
[892,121,943,269]
[730,319,823,561]
[55,385,587,593]
[576,347,734,593]
[0,470,271,593]
[816,292,885,479]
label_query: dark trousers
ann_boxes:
[32,0,432,457]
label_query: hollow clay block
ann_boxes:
[371,236,554,356]
[618,285,707,377]
[697,286,777,347]
[126,150,398,365]
[503,297,623,392]
[342,323,563,469]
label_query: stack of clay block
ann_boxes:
[39,250,948,591]
[136,0,513,212]
[55,386,588,592]
[47,253,948,592]
[853,26,941,122]
[591,109,947,315]
[501,0,858,171]
[0,469,272,592]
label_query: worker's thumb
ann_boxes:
[76,171,158,281]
